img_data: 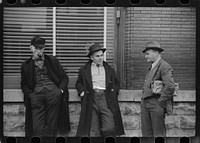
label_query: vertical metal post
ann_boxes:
[103,7,107,61]
[53,7,56,56]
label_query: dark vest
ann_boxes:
[34,63,57,92]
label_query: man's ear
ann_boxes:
[90,55,93,60]
[155,50,159,55]
[30,45,33,50]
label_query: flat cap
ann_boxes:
[31,36,45,49]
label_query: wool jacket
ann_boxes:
[142,58,176,115]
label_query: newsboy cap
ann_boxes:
[31,36,45,49]
[87,43,106,57]
[142,41,164,53]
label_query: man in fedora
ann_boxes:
[141,41,175,137]
[21,35,70,137]
[75,43,125,137]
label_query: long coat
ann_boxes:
[21,55,71,137]
[75,60,125,137]
[143,58,175,115]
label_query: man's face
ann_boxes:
[30,45,45,60]
[144,49,158,63]
[90,50,104,65]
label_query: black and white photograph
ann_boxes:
[0,1,199,143]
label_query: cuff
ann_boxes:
[61,89,64,93]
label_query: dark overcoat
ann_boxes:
[21,55,71,137]
[75,60,125,136]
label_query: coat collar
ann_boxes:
[104,62,112,87]
[24,57,35,89]
[149,58,163,80]
[153,58,162,70]
[84,60,93,88]
[151,56,161,70]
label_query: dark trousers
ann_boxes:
[90,91,116,137]
[29,86,62,137]
[141,97,166,137]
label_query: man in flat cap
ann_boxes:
[141,41,175,137]
[21,36,70,137]
[75,43,124,137]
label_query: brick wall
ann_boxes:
[3,89,195,137]
[124,7,196,90]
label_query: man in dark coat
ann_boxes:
[75,43,125,137]
[141,41,175,137]
[21,36,70,137]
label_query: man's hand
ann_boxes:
[80,91,84,97]
[61,89,64,93]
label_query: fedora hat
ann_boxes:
[31,36,45,49]
[87,43,106,57]
[142,41,164,53]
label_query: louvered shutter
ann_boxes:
[3,7,116,89]
[56,7,104,76]
[55,7,115,87]
[3,7,53,89]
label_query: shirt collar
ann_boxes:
[91,62,103,67]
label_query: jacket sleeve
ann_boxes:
[20,64,32,104]
[54,57,69,93]
[112,69,120,95]
[75,68,84,96]
[158,64,175,102]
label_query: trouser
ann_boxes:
[29,86,62,137]
[141,96,166,137]
[90,90,116,137]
